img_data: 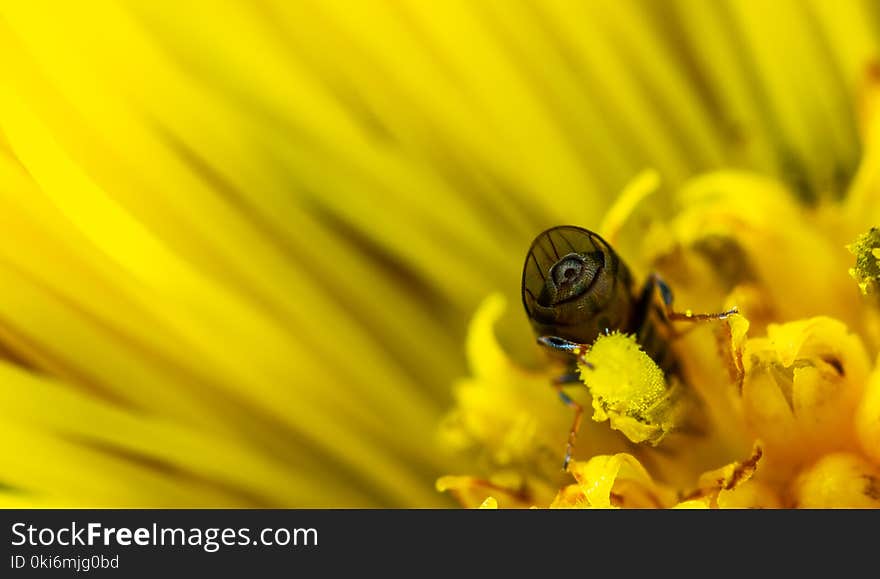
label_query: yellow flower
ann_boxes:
[2,1,880,508]
[440,232,880,509]
[439,63,880,506]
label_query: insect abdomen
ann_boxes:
[522,226,637,346]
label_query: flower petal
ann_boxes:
[479,496,498,509]
[564,454,675,509]
[741,317,869,467]
[440,294,630,474]
[791,453,880,508]
[855,357,880,465]
[435,473,542,509]
[690,442,780,508]
[649,172,860,331]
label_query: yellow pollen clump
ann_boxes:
[848,227,880,297]
[578,332,689,445]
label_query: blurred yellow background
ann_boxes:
[0,0,876,507]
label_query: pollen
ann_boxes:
[848,227,880,297]
[578,332,687,445]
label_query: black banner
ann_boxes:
[0,509,869,576]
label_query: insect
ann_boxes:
[521,225,736,469]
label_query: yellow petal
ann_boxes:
[855,357,880,465]
[599,168,661,247]
[741,317,869,467]
[479,496,498,509]
[696,442,764,492]
[672,498,712,509]
[548,484,589,509]
[435,474,538,509]
[565,454,675,509]
[791,453,880,508]
[441,294,630,475]
[442,294,568,467]
[720,312,750,385]
[690,442,779,509]
[652,172,859,331]
[716,480,781,509]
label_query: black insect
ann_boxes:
[521,225,735,469]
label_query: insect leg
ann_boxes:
[537,336,586,355]
[644,272,738,322]
[553,372,581,385]
[555,387,584,471]
[536,336,594,367]
[538,336,595,377]
[537,336,591,468]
